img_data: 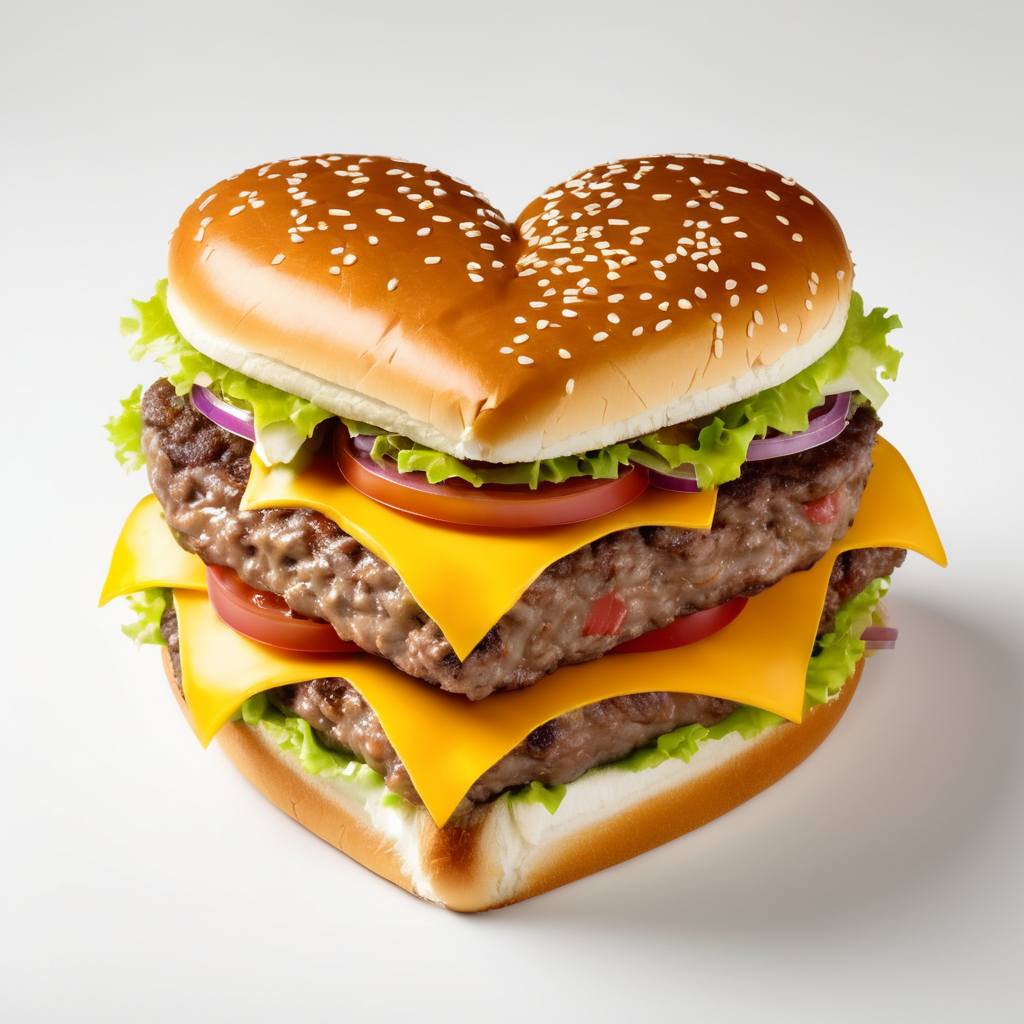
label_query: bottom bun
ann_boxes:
[162,651,862,912]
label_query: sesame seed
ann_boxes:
[559,348,572,358]
[836,270,845,279]
[632,327,644,337]
[344,223,357,230]
[756,284,768,294]
[678,299,692,309]
[656,319,672,331]
[609,218,630,226]
[726,186,749,194]
[711,312,722,323]
[514,334,529,343]
[329,267,340,275]
[721,216,740,223]
[765,190,780,201]
[686,200,700,208]
[424,257,441,264]
[608,313,620,323]
[730,295,740,307]
[694,287,707,299]
[566,378,575,395]
[751,262,766,271]
[271,254,285,265]
[290,234,304,243]
[652,194,672,201]
[417,227,431,236]
[753,310,764,324]
[747,322,755,338]
[779,323,788,333]
[347,189,364,197]
[734,231,748,238]
[469,273,484,283]
[537,320,549,329]
[500,346,514,354]
[714,338,724,357]
[776,215,790,225]
[369,236,379,244]
[518,355,534,365]
[388,278,399,291]
[792,233,803,242]
[640,292,652,300]
[229,205,245,216]
[800,195,815,205]
[343,254,357,265]
[562,309,578,318]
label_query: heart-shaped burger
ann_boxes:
[106,151,937,911]
[168,153,851,463]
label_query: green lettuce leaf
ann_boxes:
[121,587,171,646]
[234,694,384,785]
[122,281,334,464]
[106,385,145,471]
[370,433,634,488]
[515,780,569,814]
[631,293,902,487]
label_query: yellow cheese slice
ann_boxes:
[241,451,718,659]
[107,437,945,826]
[99,494,208,605]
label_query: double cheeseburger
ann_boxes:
[102,152,944,911]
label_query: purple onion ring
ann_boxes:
[861,625,898,650]
[190,384,256,442]
[744,392,852,461]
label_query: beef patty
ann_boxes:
[142,378,903,699]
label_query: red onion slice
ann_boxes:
[861,625,898,650]
[648,466,701,493]
[745,392,852,461]
[190,384,256,442]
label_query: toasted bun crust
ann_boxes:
[167,154,853,463]
[162,650,861,912]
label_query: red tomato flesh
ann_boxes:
[609,596,748,654]
[206,564,361,654]
[334,430,648,529]
[800,489,841,525]
[583,593,629,636]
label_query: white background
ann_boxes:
[3,1,1021,1020]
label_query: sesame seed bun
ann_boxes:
[167,153,853,464]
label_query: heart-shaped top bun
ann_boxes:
[167,153,852,463]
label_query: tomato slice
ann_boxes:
[609,596,748,654]
[205,564,360,653]
[334,431,649,529]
